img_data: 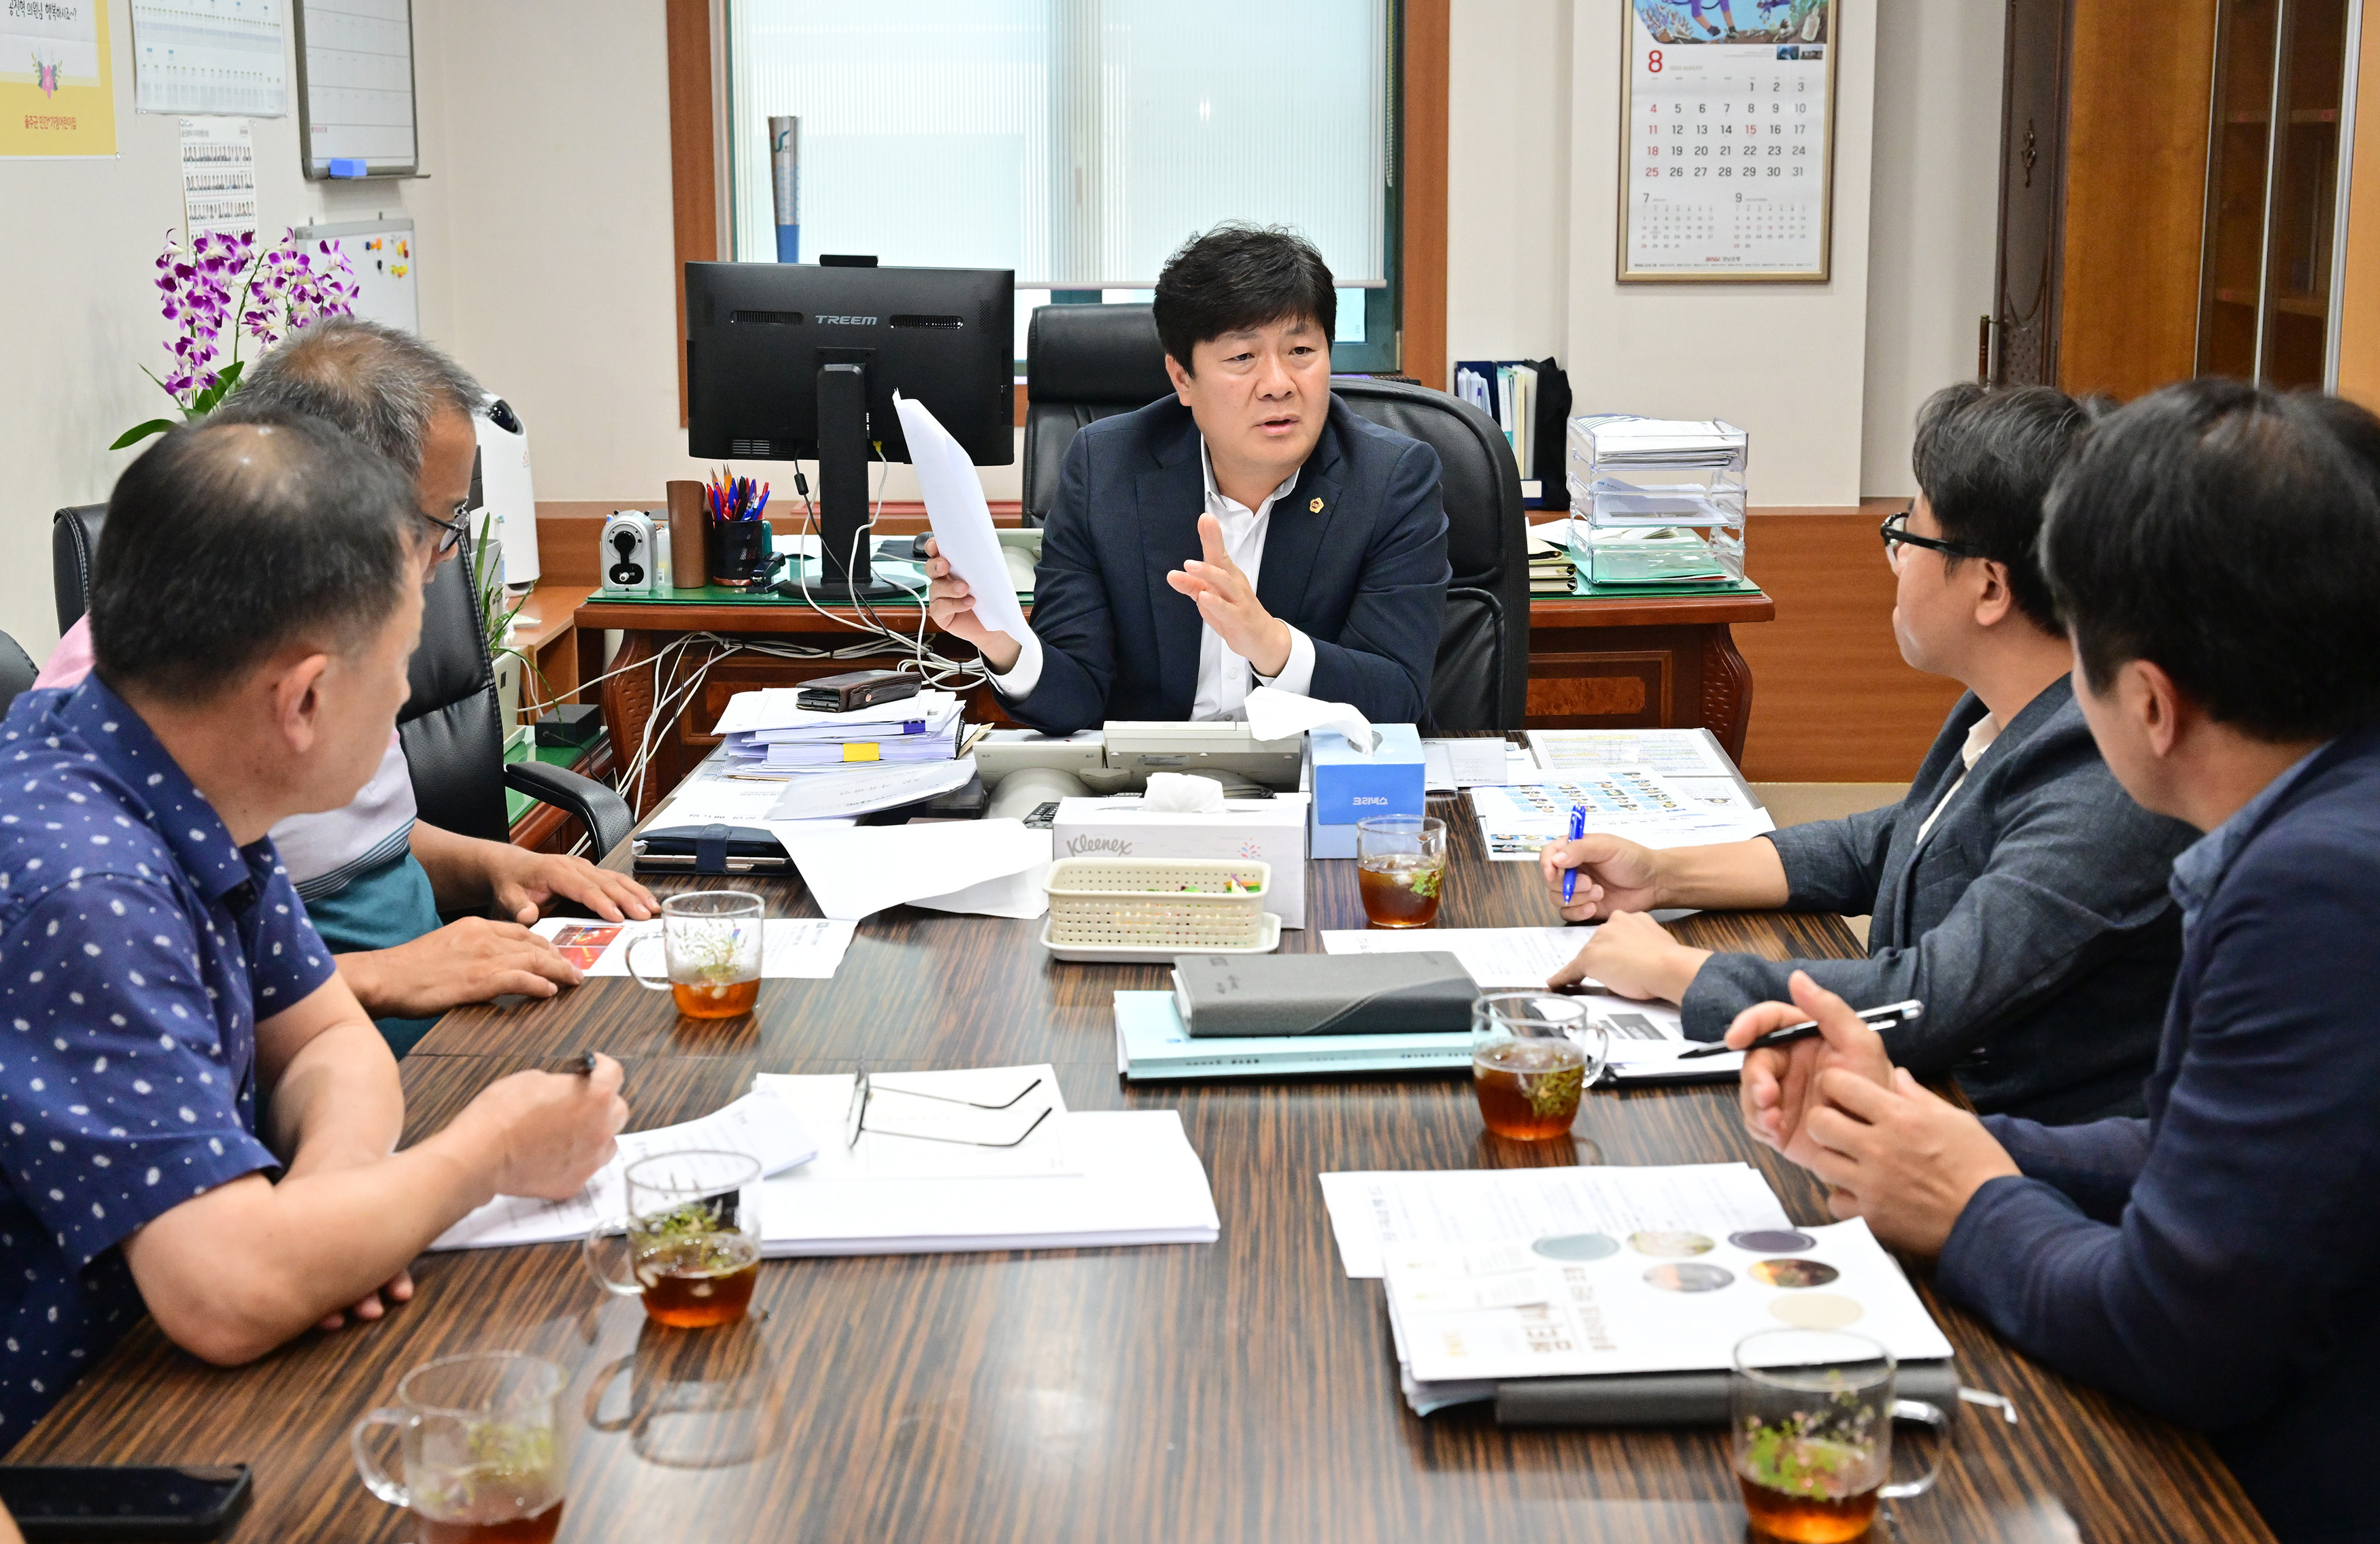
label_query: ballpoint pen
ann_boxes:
[1560,805,1586,904]
[1676,999,1924,1059]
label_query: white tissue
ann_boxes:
[1244,686,1378,755]
[1142,772,1229,813]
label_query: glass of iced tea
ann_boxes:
[1469,992,1608,1140]
[583,1149,765,1329]
[1731,1328,1948,1543]
[628,890,764,1018]
[351,1351,568,1544]
[1357,814,1448,928]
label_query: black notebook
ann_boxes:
[1171,953,1480,1038]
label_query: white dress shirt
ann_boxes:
[1911,711,2003,848]
[988,436,1317,719]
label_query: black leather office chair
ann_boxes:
[0,631,37,715]
[1019,306,1531,730]
[49,504,632,858]
[1021,302,1172,526]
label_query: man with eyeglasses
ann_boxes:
[1537,384,2197,1123]
[35,318,653,1053]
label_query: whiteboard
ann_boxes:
[294,216,417,332]
[292,0,415,178]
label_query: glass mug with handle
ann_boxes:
[351,1352,569,1544]
[627,890,764,1019]
[583,1149,765,1329]
[1469,992,1610,1140]
[1730,1328,1949,1543]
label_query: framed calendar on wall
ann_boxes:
[1617,0,1839,282]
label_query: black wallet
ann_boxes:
[630,823,791,874]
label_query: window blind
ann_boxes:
[724,0,1390,290]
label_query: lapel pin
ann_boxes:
[1308,497,1324,514]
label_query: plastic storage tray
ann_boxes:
[1042,857,1275,959]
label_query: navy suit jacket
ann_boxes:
[1935,727,2380,1543]
[1002,395,1450,735]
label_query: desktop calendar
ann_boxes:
[1618,0,1839,282]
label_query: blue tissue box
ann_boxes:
[1304,724,1425,859]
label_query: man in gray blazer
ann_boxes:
[1540,384,2196,1122]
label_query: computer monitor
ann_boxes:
[685,258,1015,599]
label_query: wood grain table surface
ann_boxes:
[12,789,2271,1543]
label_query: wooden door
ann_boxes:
[1993,0,2072,386]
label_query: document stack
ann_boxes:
[717,688,964,773]
[1525,526,1578,595]
[1565,416,1749,590]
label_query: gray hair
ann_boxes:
[216,316,482,475]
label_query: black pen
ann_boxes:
[1676,999,1924,1059]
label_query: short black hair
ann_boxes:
[1152,224,1336,375]
[91,414,416,701]
[2040,378,2380,741]
[1909,382,2097,632]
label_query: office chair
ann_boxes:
[50,504,632,859]
[1021,302,1174,526]
[0,631,37,715]
[1019,308,1532,731]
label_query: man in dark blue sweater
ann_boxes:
[1722,379,2380,1543]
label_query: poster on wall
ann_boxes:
[180,116,255,238]
[1,0,118,158]
[133,0,288,118]
[1618,0,1837,282]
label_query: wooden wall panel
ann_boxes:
[1734,509,1969,782]
[2338,9,2380,407]
[2056,0,2220,400]
[665,0,719,429]
[1403,0,1450,390]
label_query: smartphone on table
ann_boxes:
[0,1464,252,1541]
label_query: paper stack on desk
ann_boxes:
[1469,767,1773,861]
[715,688,964,773]
[751,1067,1221,1254]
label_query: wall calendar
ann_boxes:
[1618,0,1839,283]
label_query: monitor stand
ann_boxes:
[813,358,901,602]
[783,575,919,606]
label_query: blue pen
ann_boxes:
[1561,805,1586,903]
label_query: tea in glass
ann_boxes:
[627,890,764,1018]
[1731,1328,1945,1543]
[351,1352,568,1544]
[1357,815,1448,928]
[583,1149,766,1328]
[1469,993,1608,1140]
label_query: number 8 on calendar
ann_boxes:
[1618,0,1839,282]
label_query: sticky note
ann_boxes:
[843,743,881,763]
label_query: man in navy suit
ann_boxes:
[925,224,1450,733]
[1721,380,2380,1543]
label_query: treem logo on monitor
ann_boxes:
[816,314,879,326]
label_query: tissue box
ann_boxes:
[1051,794,1309,928]
[1304,724,1427,859]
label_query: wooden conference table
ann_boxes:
[16,788,2268,1541]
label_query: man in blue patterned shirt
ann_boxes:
[0,415,629,1446]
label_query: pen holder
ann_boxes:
[710,518,768,591]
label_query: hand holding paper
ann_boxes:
[900,392,1031,666]
[1244,685,1377,754]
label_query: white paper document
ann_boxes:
[1469,771,1774,861]
[1318,1163,1790,1280]
[758,1067,1074,1180]
[649,773,809,826]
[1527,729,1736,780]
[1322,926,1589,988]
[430,1090,815,1252]
[895,392,1031,645]
[1423,738,1520,790]
[1386,1215,1954,1383]
[763,756,979,821]
[755,1106,1220,1256]
[766,818,1052,921]
[532,917,857,980]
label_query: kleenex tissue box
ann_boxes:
[1051,794,1310,928]
[1305,724,1426,859]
